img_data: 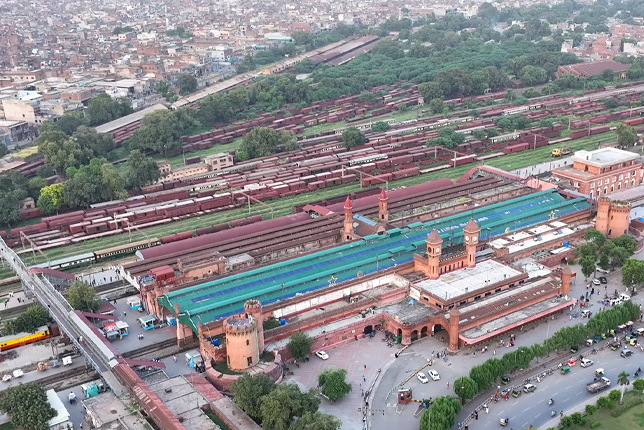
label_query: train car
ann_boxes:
[94,239,161,260]
[0,325,51,351]
[160,231,194,244]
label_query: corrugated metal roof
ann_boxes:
[95,104,168,134]
[138,212,311,260]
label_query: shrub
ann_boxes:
[585,404,597,416]
[607,400,616,409]
[596,396,609,408]
[570,412,584,425]
[609,396,644,417]
[633,378,644,391]
[560,415,574,428]
[590,421,601,429]
[608,389,620,402]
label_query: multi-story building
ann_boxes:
[551,148,644,198]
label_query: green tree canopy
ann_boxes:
[37,184,64,215]
[286,331,314,360]
[341,127,366,149]
[130,109,199,154]
[38,132,93,174]
[453,376,478,402]
[62,158,126,208]
[259,384,320,430]
[87,94,133,126]
[177,74,198,95]
[616,124,638,147]
[67,280,100,312]
[55,113,86,135]
[621,258,644,286]
[422,396,462,430]
[229,373,276,421]
[288,412,341,430]
[318,368,352,401]
[0,170,29,227]
[371,121,391,132]
[124,150,161,190]
[72,126,116,156]
[240,127,298,159]
[0,382,56,430]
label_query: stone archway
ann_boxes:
[411,330,418,342]
[363,325,373,335]
[421,326,428,338]
[396,328,402,338]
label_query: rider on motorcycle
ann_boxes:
[549,398,554,405]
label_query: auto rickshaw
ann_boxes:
[595,368,605,378]
[512,388,522,398]
[501,375,511,385]
[568,357,577,367]
[570,345,579,353]
[609,341,620,351]
[586,339,594,347]
[561,365,570,375]
[500,417,509,426]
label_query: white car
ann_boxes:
[596,267,610,274]
[417,372,429,384]
[315,351,329,360]
[592,279,601,286]
[428,370,440,381]
[619,294,631,302]
[580,358,593,368]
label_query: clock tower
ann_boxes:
[463,218,480,269]
[425,229,443,280]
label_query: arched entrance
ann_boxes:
[432,323,445,339]
[396,328,402,338]
[363,325,373,335]
[411,330,418,342]
[420,326,428,338]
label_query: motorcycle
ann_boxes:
[591,348,597,355]
[548,399,554,406]
[551,411,557,417]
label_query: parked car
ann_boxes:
[599,277,608,284]
[315,351,329,360]
[428,370,440,381]
[596,267,610,274]
[523,384,537,393]
[592,279,601,286]
[417,372,429,384]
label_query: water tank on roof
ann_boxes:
[564,241,569,247]
[280,318,286,325]
[212,338,219,347]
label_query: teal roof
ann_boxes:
[159,189,590,334]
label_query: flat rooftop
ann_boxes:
[95,103,167,133]
[572,148,640,167]
[459,294,575,343]
[414,260,522,301]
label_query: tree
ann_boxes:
[27,177,45,200]
[72,126,116,156]
[286,331,314,360]
[604,98,619,109]
[240,127,298,159]
[584,229,606,246]
[130,109,198,154]
[236,55,256,74]
[580,255,597,279]
[67,280,100,312]
[124,150,160,190]
[318,368,352,401]
[37,184,64,215]
[616,124,638,147]
[633,378,644,392]
[617,371,630,403]
[289,412,341,430]
[423,396,461,430]
[87,94,133,126]
[229,373,276,421]
[11,305,50,334]
[453,376,478,402]
[342,127,366,149]
[155,80,172,98]
[38,135,92,174]
[0,171,28,227]
[259,384,320,430]
[519,65,548,86]
[601,69,615,82]
[0,143,7,158]
[429,98,444,114]
[622,258,644,287]
[177,74,198,95]
[370,121,391,132]
[55,114,86,135]
[418,82,444,102]
[0,382,56,430]
[359,92,376,102]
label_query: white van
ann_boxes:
[596,267,610,274]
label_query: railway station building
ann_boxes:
[119,168,604,370]
[551,147,644,199]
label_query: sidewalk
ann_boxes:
[540,387,632,429]
[0,289,34,311]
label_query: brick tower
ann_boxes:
[463,218,480,268]
[378,189,389,222]
[244,299,264,354]
[343,196,354,241]
[561,265,572,296]
[595,197,610,236]
[223,313,260,371]
[448,307,460,352]
[425,229,443,280]
[606,201,631,238]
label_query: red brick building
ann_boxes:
[555,60,630,79]
[551,148,644,199]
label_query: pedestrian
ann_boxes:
[363,376,366,382]
[485,407,489,414]
[473,352,476,357]
[173,355,177,362]
[114,299,117,305]
[361,389,364,396]
[446,382,449,388]
[79,424,83,429]
[364,365,367,370]
[17,297,20,303]
[123,311,126,317]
